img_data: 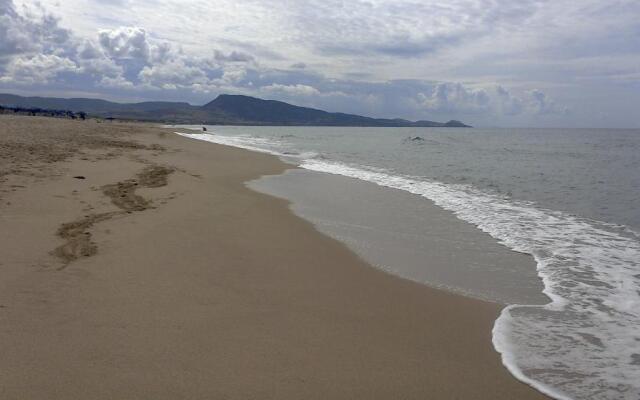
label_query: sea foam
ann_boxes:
[177,129,640,400]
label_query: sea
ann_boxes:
[174,125,640,400]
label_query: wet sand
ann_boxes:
[0,115,548,399]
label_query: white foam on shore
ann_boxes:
[177,129,640,400]
[175,129,318,162]
[176,130,286,156]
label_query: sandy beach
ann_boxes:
[0,115,548,399]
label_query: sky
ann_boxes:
[1,0,639,128]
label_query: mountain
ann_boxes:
[0,93,471,127]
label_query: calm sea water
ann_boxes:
[176,126,640,400]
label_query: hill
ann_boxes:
[0,93,470,127]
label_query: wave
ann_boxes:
[177,129,640,400]
[176,130,320,162]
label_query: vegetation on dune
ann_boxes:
[0,105,87,120]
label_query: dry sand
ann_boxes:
[0,115,548,399]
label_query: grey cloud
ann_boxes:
[495,86,524,116]
[152,42,173,64]
[0,0,568,126]
[527,89,567,115]
[97,26,174,65]
[0,54,78,84]
[232,70,564,123]
[317,33,464,58]
[418,83,491,113]
[1,0,633,127]
[217,38,287,61]
[78,40,102,59]
[75,40,125,79]
[0,0,76,85]
[79,56,123,79]
[213,50,254,63]
[0,0,71,62]
[414,83,564,118]
[261,83,321,97]
[284,0,541,59]
[138,59,209,88]
[0,0,15,14]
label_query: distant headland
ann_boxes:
[0,93,470,127]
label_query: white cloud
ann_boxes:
[99,74,134,89]
[79,56,122,78]
[138,59,208,87]
[1,0,638,126]
[526,89,567,115]
[418,83,491,113]
[98,27,151,61]
[261,83,320,97]
[1,54,78,83]
[416,83,564,117]
[494,86,524,116]
[96,26,174,65]
[214,50,254,63]
[0,0,71,64]
[219,66,247,84]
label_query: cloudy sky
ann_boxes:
[1,0,639,127]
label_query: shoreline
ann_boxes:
[246,167,548,306]
[0,116,548,399]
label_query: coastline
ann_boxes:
[0,116,548,399]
